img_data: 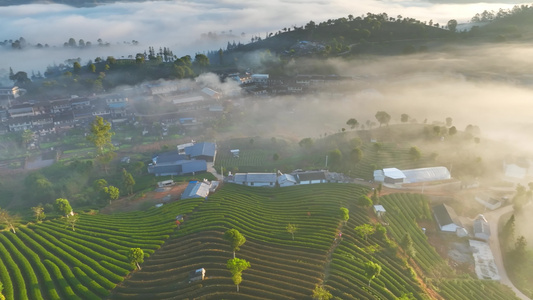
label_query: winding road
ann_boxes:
[484,205,530,300]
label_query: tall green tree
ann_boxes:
[447,19,458,32]
[224,229,246,258]
[194,54,210,72]
[87,116,115,155]
[364,261,382,286]
[54,198,72,217]
[122,168,135,195]
[375,111,391,127]
[128,248,144,270]
[226,258,251,292]
[104,185,120,204]
[354,224,375,241]
[340,207,349,225]
[286,223,298,240]
[401,114,409,123]
[346,118,359,129]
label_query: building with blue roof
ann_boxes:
[184,142,216,162]
[148,151,207,176]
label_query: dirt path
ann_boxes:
[100,183,188,214]
[322,221,345,283]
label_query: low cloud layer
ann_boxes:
[0,0,527,73]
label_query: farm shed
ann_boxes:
[475,193,502,211]
[231,173,277,187]
[185,142,217,162]
[189,268,206,283]
[473,215,491,241]
[278,174,297,187]
[401,166,451,183]
[181,181,211,199]
[373,205,386,218]
[148,151,207,176]
[382,168,406,184]
[294,171,326,184]
[433,203,464,233]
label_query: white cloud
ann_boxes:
[0,0,528,73]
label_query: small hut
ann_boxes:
[189,268,205,283]
[373,205,386,218]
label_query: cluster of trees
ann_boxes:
[471,4,532,22]
[1,36,135,50]
[224,229,250,292]
[10,48,210,97]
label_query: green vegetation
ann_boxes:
[0,180,520,299]
[0,198,203,299]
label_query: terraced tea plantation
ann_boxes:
[0,198,204,300]
[0,184,520,299]
[110,185,518,299]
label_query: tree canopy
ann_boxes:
[122,168,135,195]
[224,229,246,258]
[346,118,359,129]
[87,116,115,154]
[375,111,391,127]
[227,257,251,292]
[339,207,349,224]
[128,248,145,270]
[364,261,382,286]
[354,223,375,241]
[54,198,72,216]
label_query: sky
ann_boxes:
[0,0,528,73]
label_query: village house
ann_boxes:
[8,103,35,118]
[184,142,217,162]
[7,116,32,131]
[433,203,467,237]
[473,214,491,241]
[50,99,72,114]
[231,173,277,187]
[181,180,211,199]
[277,173,298,187]
[147,151,207,177]
[294,171,327,184]
[374,166,451,184]
[373,205,386,218]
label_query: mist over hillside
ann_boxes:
[1,0,529,74]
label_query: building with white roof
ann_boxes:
[373,166,451,184]
[231,173,277,187]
